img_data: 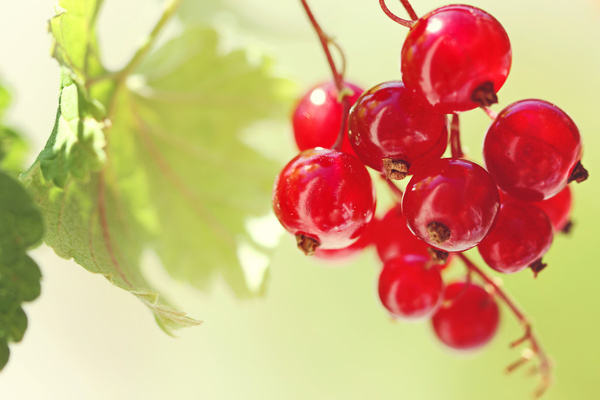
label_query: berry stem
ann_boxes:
[299,0,350,151]
[482,106,499,120]
[378,0,416,27]
[450,114,464,158]
[457,253,552,398]
[398,0,419,20]
[383,176,404,203]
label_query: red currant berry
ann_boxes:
[401,4,512,113]
[478,201,553,274]
[314,218,375,261]
[272,148,376,255]
[432,282,500,350]
[532,186,573,233]
[374,203,431,262]
[378,254,444,320]
[483,99,583,201]
[292,81,363,156]
[402,158,500,252]
[348,81,448,179]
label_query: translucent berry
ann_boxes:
[374,203,432,262]
[272,148,376,255]
[432,282,500,350]
[292,81,363,155]
[478,201,553,274]
[483,99,584,201]
[401,4,512,113]
[314,218,375,261]
[348,81,448,179]
[532,186,573,233]
[402,158,500,252]
[378,254,444,320]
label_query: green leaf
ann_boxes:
[125,27,291,295]
[34,69,107,187]
[24,1,293,332]
[0,79,28,175]
[0,170,44,371]
[49,0,105,80]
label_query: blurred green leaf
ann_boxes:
[0,169,44,371]
[24,1,293,333]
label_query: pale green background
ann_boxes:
[0,0,599,399]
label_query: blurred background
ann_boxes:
[0,0,599,399]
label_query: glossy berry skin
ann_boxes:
[478,201,553,274]
[483,99,582,201]
[272,148,376,253]
[314,218,375,261]
[293,81,363,156]
[378,254,444,320]
[432,282,500,350]
[348,81,448,176]
[374,203,431,262]
[532,186,572,232]
[401,5,512,114]
[402,158,500,252]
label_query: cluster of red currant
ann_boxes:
[272,1,587,396]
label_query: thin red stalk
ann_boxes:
[299,0,350,151]
[482,106,498,120]
[332,96,351,150]
[398,0,419,20]
[457,253,552,398]
[383,176,404,203]
[379,0,415,27]
[299,0,344,91]
[450,113,464,158]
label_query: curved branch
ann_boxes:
[458,253,552,398]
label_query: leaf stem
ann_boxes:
[118,0,182,81]
[457,253,552,398]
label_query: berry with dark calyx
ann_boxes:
[478,200,553,274]
[483,99,584,201]
[272,148,376,255]
[374,203,432,262]
[402,158,500,252]
[293,81,363,156]
[432,282,500,350]
[401,4,512,114]
[348,81,448,179]
[378,254,444,320]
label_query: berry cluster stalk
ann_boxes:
[450,114,464,158]
[299,0,350,150]
[378,0,416,27]
[458,253,551,398]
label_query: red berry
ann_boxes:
[348,81,448,179]
[532,186,573,232]
[292,81,363,156]
[478,201,553,274]
[402,158,500,252]
[272,148,376,255]
[432,282,500,350]
[483,99,583,201]
[401,5,512,113]
[374,203,431,262]
[314,218,375,261]
[378,254,444,320]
